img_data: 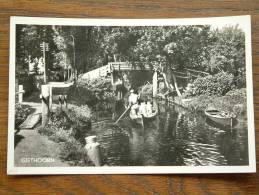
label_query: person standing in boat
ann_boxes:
[115,78,123,100]
[128,89,140,117]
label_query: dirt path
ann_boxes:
[14,128,69,167]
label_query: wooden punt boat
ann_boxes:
[129,110,143,126]
[142,107,158,120]
[129,103,158,126]
[205,109,236,127]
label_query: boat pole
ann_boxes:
[114,106,131,124]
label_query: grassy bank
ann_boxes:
[176,88,246,117]
[39,105,94,166]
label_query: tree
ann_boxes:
[208,25,245,76]
[16,24,57,76]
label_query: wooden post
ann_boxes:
[41,84,50,127]
[153,70,158,97]
[18,85,24,103]
[85,136,101,166]
[58,95,62,109]
[64,95,67,109]
[187,71,191,82]
[111,71,115,91]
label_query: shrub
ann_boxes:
[184,88,246,115]
[40,105,92,142]
[65,105,92,144]
[67,85,97,106]
[59,137,92,166]
[38,109,73,142]
[68,76,116,108]
[184,72,235,97]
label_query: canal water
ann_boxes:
[93,100,249,166]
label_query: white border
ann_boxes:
[7,15,256,175]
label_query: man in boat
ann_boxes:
[115,78,123,100]
[128,89,140,118]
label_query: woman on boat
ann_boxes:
[139,101,147,116]
[128,89,140,114]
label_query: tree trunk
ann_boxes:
[161,70,182,97]
[171,71,182,97]
[162,73,173,90]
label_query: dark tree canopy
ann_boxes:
[16,24,245,86]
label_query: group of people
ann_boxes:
[128,89,153,118]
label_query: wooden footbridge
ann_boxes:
[81,62,153,80]
[81,62,209,99]
[81,62,209,82]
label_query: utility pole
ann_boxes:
[40,41,49,84]
[69,35,76,82]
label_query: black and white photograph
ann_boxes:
[8,16,255,174]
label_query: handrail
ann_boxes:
[184,68,209,75]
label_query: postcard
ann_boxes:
[8,15,256,174]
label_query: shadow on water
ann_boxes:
[92,100,249,166]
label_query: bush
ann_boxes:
[68,77,116,108]
[38,109,73,142]
[184,72,235,97]
[66,105,92,144]
[67,85,97,106]
[184,88,246,115]
[59,137,92,166]
[66,105,92,123]
[78,76,113,91]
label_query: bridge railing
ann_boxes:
[108,62,152,71]
[82,65,111,80]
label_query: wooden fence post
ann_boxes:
[64,95,67,109]
[111,71,115,90]
[187,71,191,82]
[41,84,50,127]
[85,136,101,166]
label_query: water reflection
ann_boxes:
[93,100,248,166]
